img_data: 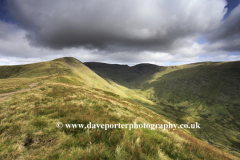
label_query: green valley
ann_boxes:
[85,61,240,154]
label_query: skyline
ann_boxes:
[0,0,240,66]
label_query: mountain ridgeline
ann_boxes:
[84,62,164,89]
[0,57,240,159]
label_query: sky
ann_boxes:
[0,0,240,66]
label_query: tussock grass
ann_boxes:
[0,78,238,160]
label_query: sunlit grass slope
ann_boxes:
[0,79,238,159]
[0,57,239,159]
[0,57,121,92]
[85,61,240,154]
[0,57,152,104]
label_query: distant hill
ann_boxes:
[84,62,164,89]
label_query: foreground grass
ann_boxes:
[0,77,238,160]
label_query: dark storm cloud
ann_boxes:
[207,4,240,51]
[6,0,227,53]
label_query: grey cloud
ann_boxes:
[0,20,18,38]
[207,4,240,51]
[7,0,226,53]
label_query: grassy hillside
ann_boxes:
[0,76,238,159]
[0,57,239,159]
[0,57,118,91]
[144,61,240,151]
[0,57,153,104]
[85,61,240,154]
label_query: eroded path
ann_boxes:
[0,82,39,101]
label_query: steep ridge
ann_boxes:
[0,57,151,103]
